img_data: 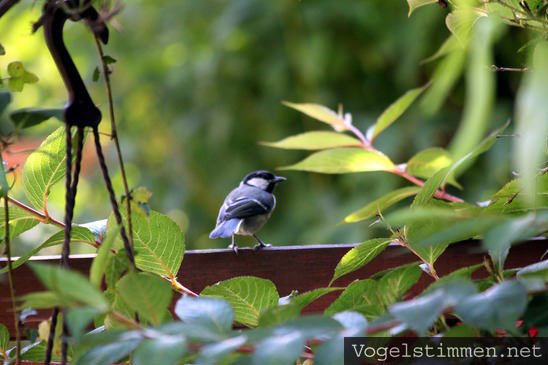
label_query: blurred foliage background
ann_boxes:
[0,0,536,252]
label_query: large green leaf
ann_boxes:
[389,289,445,335]
[455,280,528,331]
[0,204,39,244]
[261,131,360,150]
[449,17,503,166]
[258,287,342,327]
[116,271,173,325]
[280,148,395,173]
[282,101,347,131]
[406,148,460,187]
[515,41,548,206]
[370,85,426,141]
[330,239,391,285]
[28,262,109,310]
[108,209,185,277]
[324,279,383,319]
[201,276,279,327]
[406,0,437,16]
[133,336,186,365]
[22,127,69,209]
[174,295,234,333]
[10,108,63,129]
[90,225,120,287]
[0,226,95,273]
[344,187,420,223]
[376,263,422,306]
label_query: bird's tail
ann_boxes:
[209,219,241,239]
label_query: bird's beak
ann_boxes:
[273,176,286,183]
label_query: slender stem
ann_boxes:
[344,122,464,203]
[7,196,64,228]
[169,276,198,297]
[93,35,135,252]
[491,65,529,72]
[2,196,20,364]
[397,238,440,280]
[110,310,142,329]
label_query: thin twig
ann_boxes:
[1,159,20,365]
[93,35,135,254]
[7,197,64,228]
[168,276,199,297]
[344,120,464,203]
[491,65,529,72]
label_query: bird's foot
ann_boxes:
[228,242,239,255]
[253,242,271,251]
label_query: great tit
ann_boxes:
[209,170,286,253]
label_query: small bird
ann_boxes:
[209,170,286,253]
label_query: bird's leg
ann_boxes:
[228,235,238,254]
[253,234,271,250]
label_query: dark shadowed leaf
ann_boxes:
[456,280,528,331]
[10,108,63,129]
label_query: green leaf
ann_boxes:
[449,17,503,165]
[261,131,360,150]
[0,204,39,245]
[174,295,234,333]
[102,55,117,65]
[196,336,247,365]
[92,66,100,82]
[66,307,103,338]
[280,148,395,174]
[330,239,391,285]
[259,288,342,327]
[484,212,548,270]
[201,276,279,327]
[282,101,346,131]
[0,323,9,354]
[20,291,63,309]
[517,259,548,281]
[116,271,173,325]
[370,85,426,141]
[133,336,186,365]
[90,225,120,287]
[423,264,483,294]
[10,108,64,129]
[75,339,141,365]
[7,62,39,92]
[412,167,450,207]
[0,226,95,273]
[455,280,528,331]
[389,289,445,335]
[376,263,422,306]
[406,0,437,16]
[22,127,70,209]
[0,91,11,116]
[344,187,420,223]
[105,250,131,288]
[324,279,383,319]
[108,209,185,277]
[406,148,460,187]
[515,41,548,206]
[28,262,109,310]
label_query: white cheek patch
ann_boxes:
[246,177,269,190]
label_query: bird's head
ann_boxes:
[241,170,286,193]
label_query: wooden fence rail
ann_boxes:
[1,239,546,338]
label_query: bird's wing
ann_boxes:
[221,196,272,221]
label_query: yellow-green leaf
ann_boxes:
[280,148,395,174]
[282,101,346,131]
[406,0,437,17]
[261,131,360,150]
[371,85,427,141]
[406,148,461,187]
[345,186,421,223]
